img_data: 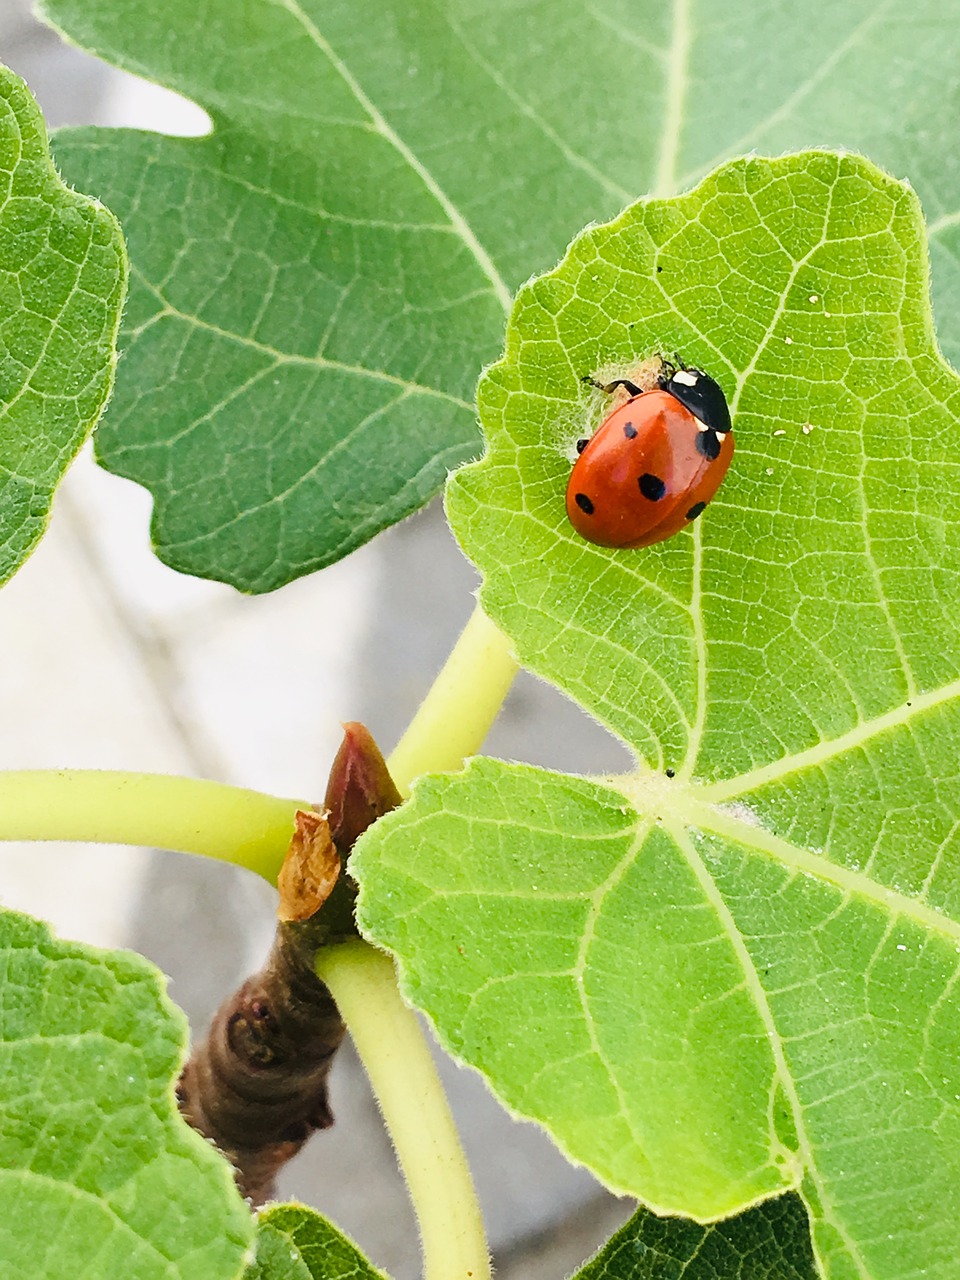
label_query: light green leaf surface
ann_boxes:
[355,152,960,1278]
[37,0,960,589]
[449,150,949,777]
[0,908,253,1280]
[574,1193,816,1279]
[0,64,124,587]
[243,1205,387,1280]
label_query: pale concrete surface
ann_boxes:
[0,8,635,1276]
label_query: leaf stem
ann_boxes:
[0,769,304,882]
[387,601,518,797]
[323,603,512,1276]
[0,606,517,876]
[315,938,490,1280]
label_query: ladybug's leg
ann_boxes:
[601,378,644,396]
[578,373,647,394]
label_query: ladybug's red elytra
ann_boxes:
[565,362,734,548]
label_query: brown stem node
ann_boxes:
[177,722,403,1203]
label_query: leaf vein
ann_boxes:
[273,0,513,313]
[447,17,634,204]
[127,266,476,409]
[670,823,873,1278]
[700,676,960,804]
[653,0,691,197]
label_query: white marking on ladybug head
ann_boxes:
[672,369,699,387]
[714,431,727,441]
[695,420,708,431]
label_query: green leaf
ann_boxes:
[573,1194,816,1279]
[357,764,786,1212]
[0,63,124,587]
[0,907,253,1280]
[448,150,948,772]
[42,0,511,593]
[38,0,960,589]
[355,152,960,1276]
[243,1205,387,1280]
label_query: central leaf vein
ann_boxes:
[274,0,513,314]
[698,676,960,809]
[654,0,691,197]
[670,822,874,1279]
[678,519,707,781]
[687,801,960,946]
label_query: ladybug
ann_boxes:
[565,363,734,548]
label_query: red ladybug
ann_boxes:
[565,364,734,548]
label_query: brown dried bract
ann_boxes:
[277,809,341,922]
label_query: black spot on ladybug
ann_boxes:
[576,438,589,454]
[695,430,721,461]
[639,473,666,501]
[686,501,707,521]
[574,492,594,515]
[623,422,638,439]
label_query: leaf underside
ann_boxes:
[355,151,960,1279]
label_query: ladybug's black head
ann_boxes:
[658,366,732,435]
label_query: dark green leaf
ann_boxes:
[244,1204,387,1280]
[574,1194,816,1280]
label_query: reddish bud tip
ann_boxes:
[324,722,403,856]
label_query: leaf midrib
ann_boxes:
[672,821,873,1280]
[654,0,692,197]
[698,673,960,810]
[274,0,514,315]
[661,789,960,945]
